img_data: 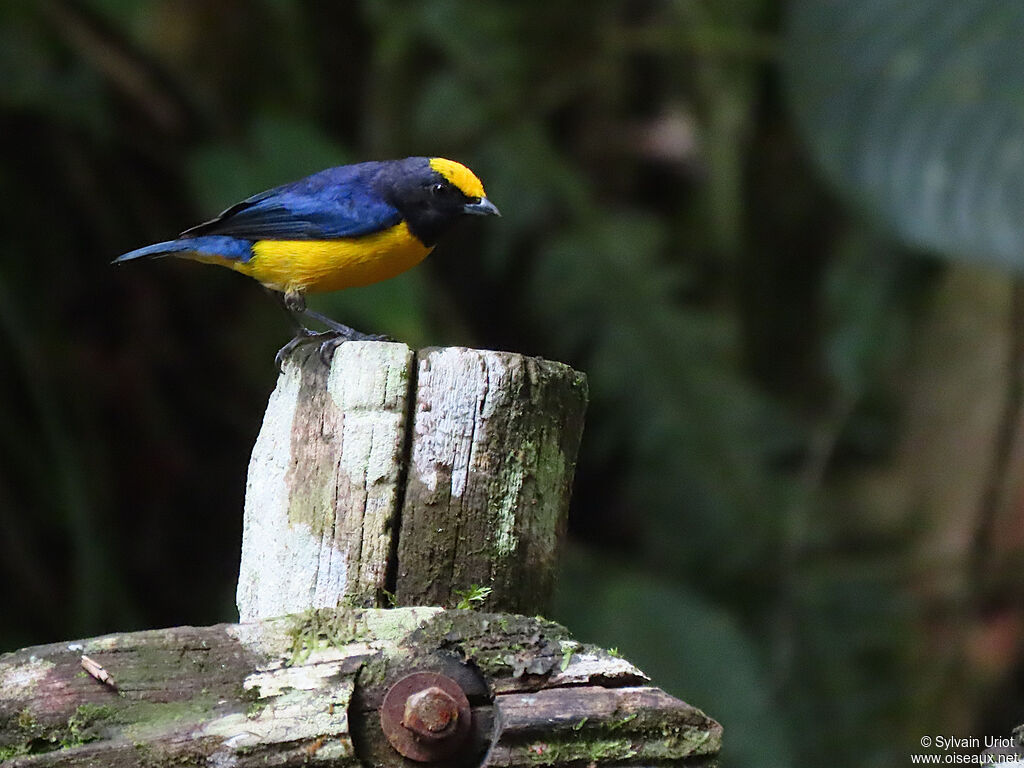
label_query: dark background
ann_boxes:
[3,2,1024,767]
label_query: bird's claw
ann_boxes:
[318,336,343,366]
[275,332,312,371]
[275,329,334,371]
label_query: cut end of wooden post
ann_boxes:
[237,343,588,621]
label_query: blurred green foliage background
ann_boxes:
[3,2,1024,766]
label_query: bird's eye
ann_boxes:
[431,183,446,195]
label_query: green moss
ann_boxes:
[121,698,215,736]
[412,610,569,649]
[285,606,453,679]
[133,741,153,758]
[664,725,720,755]
[559,647,574,671]
[590,739,638,761]
[607,713,639,731]
[61,703,117,748]
[526,737,637,765]
[453,584,493,610]
[1,702,119,758]
[287,609,357,664]
[517,697,720,765]
[0,744,27,762]
[244,685,267,719]
[524,724,717,766]
[404,610,573,680]
[287,608,386,663]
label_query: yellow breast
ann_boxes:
[232,222,432,294]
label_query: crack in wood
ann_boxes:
[384,348,419,600]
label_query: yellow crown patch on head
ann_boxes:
[429,158,486,199]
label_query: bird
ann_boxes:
[115,157,500,366]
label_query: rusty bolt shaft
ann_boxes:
[403,686,460,740]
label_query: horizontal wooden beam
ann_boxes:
[0,608,721,767]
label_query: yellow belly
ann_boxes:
[228,222,431,294]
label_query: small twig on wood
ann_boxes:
[80,654,118,692]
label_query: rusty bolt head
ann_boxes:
[403,686,460,740]
[381,672,472,762]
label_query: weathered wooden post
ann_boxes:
[0,343,722,767]
[237,343,587,618]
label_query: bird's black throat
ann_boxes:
[401,207,463,248]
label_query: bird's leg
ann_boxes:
[271,289,338,369]
[280,288,387,340]
[270,288,391,369]
[282,288,393,365]
[266,287,311,334]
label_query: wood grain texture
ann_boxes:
[395,348,588,614]
[0,609,720,767]
[237,342,414,620]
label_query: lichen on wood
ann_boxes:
[395,347,588,614]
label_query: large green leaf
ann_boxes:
[785,1,1024,268]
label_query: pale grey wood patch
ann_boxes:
[237,342,414,621]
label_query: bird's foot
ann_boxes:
[275,329,339,371]
[276,328,395,370]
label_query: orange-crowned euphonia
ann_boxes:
[115,157,499,364]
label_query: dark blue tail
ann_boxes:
[113,236,253,263]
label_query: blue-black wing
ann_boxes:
[180,163,402,241]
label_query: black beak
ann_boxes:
[463,197,501,217]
